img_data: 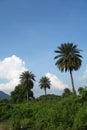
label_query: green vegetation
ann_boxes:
[0,43,85,130]
[62,88,72,98]
[54,43,82,95]
[0,92,87,130]
[19,71,35,102]
[39,76,51,97]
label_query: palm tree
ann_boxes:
[54,43,82,95]
[20,71,35,101]
[39,76,51,97]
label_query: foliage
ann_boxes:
[54,43,82,95]
[78,86,87,104]
[39,76,51,97]
[73,105,87,130]
[78,87,84,95]
[0,95,87,130]
[11,84,34,103]
[11,84,26,103]
[20,71,35,102]
[0,43,84,129]
[37,94,61,101]
[62,88,72,97]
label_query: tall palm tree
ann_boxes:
[20,71,35,101]
[39,76,51,97]
[54,43,82,95]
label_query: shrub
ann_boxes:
[73,105,87,130]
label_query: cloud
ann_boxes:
[0,55,27,94]
[46,72,69,90]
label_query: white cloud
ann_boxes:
[46,72,69,90]
[0,55,27,94]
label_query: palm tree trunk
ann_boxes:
[44,88,47,96]
[70,70,76,95]
[27,91,29,102]
[44,88,47,100]
[26,81,29,102]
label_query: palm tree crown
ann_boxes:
[54,43,82,72]
[20,71,35,88]
[54,43,82,95]
[39,76,51,96]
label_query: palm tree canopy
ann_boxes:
[20,71,35,89]
[54,43,82,72]
[39,76,51,90]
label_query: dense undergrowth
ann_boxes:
[0,96,87,130]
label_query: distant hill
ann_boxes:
[0,91,10,100]
[36,94,61,100]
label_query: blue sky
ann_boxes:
[0,0,87,97]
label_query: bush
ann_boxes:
[73,105,87,130]
[0,96,87,130]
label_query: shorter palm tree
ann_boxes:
[39,76,51,97]
[20,71,35,102]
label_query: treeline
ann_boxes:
[11,43,83,102]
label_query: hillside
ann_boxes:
[0,91,10,100]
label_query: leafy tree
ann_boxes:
[39,76,51,97]
[20,71,35,102]
[11,84,34,103]
[78,87,84,95]
[79,87,87,103]
[54,43,82,95]
[62,88,72,98]
[11,84,25,103]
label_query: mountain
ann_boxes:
[0,91,10,100]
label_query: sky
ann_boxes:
[0,0,87,97]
